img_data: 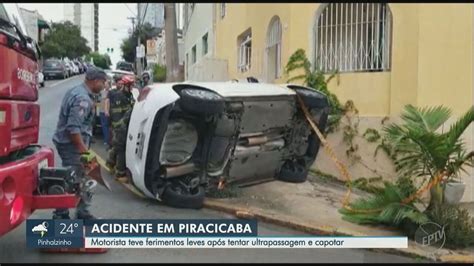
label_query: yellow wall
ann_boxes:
[215,3,473,116]
[417,4,473,116]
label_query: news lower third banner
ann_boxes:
[26,219,408,249]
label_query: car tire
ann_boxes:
[277,160,308,183]
[161,184,205,209]
[179,88,225,116]
[293,88,330,109]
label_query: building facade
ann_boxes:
[63,3,99,51]
[138,3,164,29]
[150,29,184,67]
[183,3,228,81]
[213,3,474,202]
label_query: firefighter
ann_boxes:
[140,71,151,89]
[52,67,107,220]
[106,75,135,182]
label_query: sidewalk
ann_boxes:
[89,138,473,263]
[203,175,474,263]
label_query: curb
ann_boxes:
[90,149,473,263]
[203,199,473,263]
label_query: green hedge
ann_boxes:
[153,64,166,82]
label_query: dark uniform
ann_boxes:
[106,88,134,177]
[52,83,96,219]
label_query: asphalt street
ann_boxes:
[0,75,428,263]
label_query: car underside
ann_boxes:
[126,82,330,209]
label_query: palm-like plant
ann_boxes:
[340,105,473,226]
[339,182,430,226]
[384,105,474,209]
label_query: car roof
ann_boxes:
[175,82,296,97]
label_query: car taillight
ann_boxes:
[137,87,151,102]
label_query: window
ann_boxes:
[185,53,189,78]
[237,29,252,72]
[1,4,27,39]
[191,45,196,64]
[220,3,226,19]
[202,33,208,55]
[314,3,392,73]
[266,16,282,80]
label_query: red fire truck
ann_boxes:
[0,3,79,237]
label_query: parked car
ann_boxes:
[126,82,330,209]
[43,59,69,79]
[37,71,44,87]
[116,61,135,73]
[69,61,79,75]
[73,61,85,73]
[63,61,73,76]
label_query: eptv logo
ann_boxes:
[415,222,446,250]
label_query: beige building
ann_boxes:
[212,3,473,202]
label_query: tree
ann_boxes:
[120,22,160,64]
[85,52,110,69]
[152,64,166,82]
[383,105,474,210]
[40,21,91,59]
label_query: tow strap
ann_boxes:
[295,93,445,213]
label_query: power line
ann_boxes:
[124,3,136,17]
[140,3,149,26]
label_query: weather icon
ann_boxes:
[32,221,48,237]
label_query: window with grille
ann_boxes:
[220,3,226,19]
[314,3,392,73]
[238,29,252,72]
[266,16,282,79]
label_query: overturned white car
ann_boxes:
[126,82,330,209]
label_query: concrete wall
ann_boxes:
[63,3,96,51]
[184,4,217,81]
[186,57,228,82]
[80,4,95,51]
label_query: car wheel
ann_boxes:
[179,88,225,116]
[161,181,205,209]
[293,87,330,109]
[277,160,308,183]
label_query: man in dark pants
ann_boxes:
[106,75,135,182]
[108,109,132,183]
[52,67,107,220]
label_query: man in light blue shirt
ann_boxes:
[52,67,107,220]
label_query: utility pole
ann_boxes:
[127,17,135,69]
[133,4,149,76]
[127,17,135,32]
[164,3,179,82]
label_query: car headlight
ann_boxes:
[159,119,198,166]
